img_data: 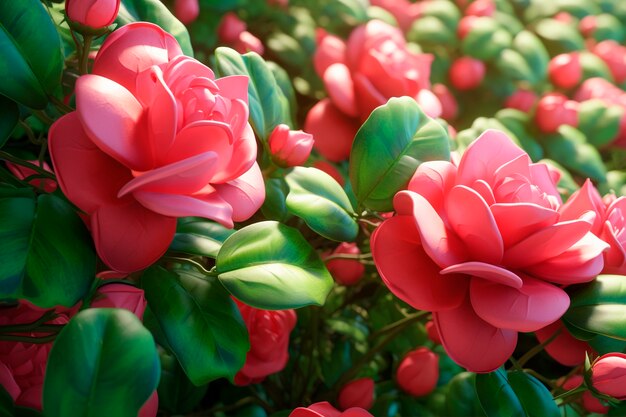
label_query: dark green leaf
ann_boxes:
[445,372,485,417]
[0,385,14,417]
[157,348,208,414]
[507,371,559,417]
[580,51,613,81]
[169,217,235,259]
[141,265,248,385]
[285,167,358,242]
[117,0,193,56]
[512,31,549,82]
[0,0,63,109]
[462,18,512,60]
[0,96,18,148]
[544,126,607,182]
[261,177,290,222]
[496,49,536,83]
[43,309,160,417]
[408,16,455,45]
[216,221,333,309]
[349,97,450,212]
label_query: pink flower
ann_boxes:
[338,378,375,410]
[268,124,314,167]
[591,353,626,400]
[534,320,592,366]
[306,20,439,161]
[234,300,297,385]
[368,0,423,32]
[324,243,366,286]
[505,89,538,113]
[561,375,609,414]
[66,0,120,30]
[371,130,609,372]
[535,93,579,133]
[49,22,264,273]
[289,402,374,417]
[217,13,264,55]
[549,53,582,89]
[6,161,57,193]
[174,0,199,25]
[593,40,626,84]
[0,302,70,410]
[90,283,147,320]
[579,16,597,38]
[396,347,439,397]
[449,57,485,90]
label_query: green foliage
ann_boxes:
[169,217,235,259]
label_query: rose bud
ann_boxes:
[289,402,374,417]
[504,89,538,112]
[593,40,626,84]
[560,375,609,414]
[549,53,582,89]
[464,0,495,17]
[65,0,120,30]
[591,353,626,400]
[90,283,147,320]
[425,320,441,345]
[174,0,199,25]
[338,378,375,410]
[235,31,265,55]
[324,243,366,286]
[553,12,574,24]
[396,347,439,397]
[535,93,579,133]
[579,15,597,38]
[217,13,264,55]
[449,57,485,90]
[268,124,314,167]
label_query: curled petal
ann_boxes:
[214,75,249,104]
[434,297,518,373]
[324,63,358,117]
[470,276,570,332]
[214,162,265,222]
[371,215,468,312]
[491,203,559,248]
[535,321,591,366]
[313,32,347,76]
[559,179,605,233]
[407,160,457,213]
[441,262,522,288]
[353,73,387,119]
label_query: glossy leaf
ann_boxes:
[214,47,288,140]
[507,371,560,417]
[216,221,333,309]
[409,16,455,45]
[0,97,18,148]
[544,126,607,182]
[496,49,536,83]
[261,177,290,222]
[43,309,160,417]
[349,97,450,212]
[169,217,235,259]
[577,99,624,148]
[285,167,358,242]
[535,19,585,53]
[117,0,193,56]
[563,275,626,341]
[0,191,96,307]
[512,31,549,83]
[445,372,485,417]
[157,348,209,414]
[0,0,63,109]
[462,18,512,60]
[141,265,249,385]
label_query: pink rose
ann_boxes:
[139,391,159,417]
[396,347,439,397]
[174,0,199,25]
[306,20,439,161]
[591,353,626,400]
[289,402,374,417]
[6,160,57,193]
[49,22,264,273]
[549,53,582,89]
[66,0,120,30]
[324,243,366,286]
[338,378,375,410]
[0,302,70,410]
[535,93,579,133]
[371,130,609,372]
[268,124,314,167]
[234,300,297,385]
[90,283,147,320]
[579,16,597,38]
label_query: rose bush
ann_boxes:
[49,22,264,273]
[371,129,609,372]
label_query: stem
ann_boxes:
[17,119,39,145]
[554,386,586,401]
[32,110,55,126]
[517,327,562,368]
[48,95,74,114]
[161,256,216,276]
[368,310,428,341]
[0,151,56,180]
[0,310,57,333]
[322,253,372,262]
[80,35,93,75]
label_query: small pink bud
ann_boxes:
[535,93,579,133]
[174,0,199,25]
[457,16,480,39]
[338,378,375,410]
[425,320,441,345]
[449,57,485,90]
[561,375,609,414]
[324,243,365,286]
[579,15,597,38]
[465,0,495,17]
[217,13,247,43]
[66,0,120,29]
[549,53,582,89]
[268,124,314,167]
[432,83,458,120]
[396,347,439,397]
[553,12,574,24]
[593,40,626,84]
[235,31,265,55]
[591,353,626,400]
[505,89,538,112]
[90,283,147,320]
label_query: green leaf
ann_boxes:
[0,192,96,307]
[445,372,485,417]
[0,96,18,148]
[157,348,209,414]
[512,31,549,83]
[141,265,248,385]
[117,0,193,56]
[349,97,450,212]
[408,16,455,45]
[476,368,559,417]
[496,49,536,83]
[285,167,358,242]
[563,275,626,341]
[462,18,512,60]
[261,177,290,222]
[580,51,613,81]
[267,61,297,128]
[0,385,14,417]
[43,309,160,417]
[214,47,288,140]
[169,217,235,259]
[535,19,584,53]
[543,126,607,182]
[0,0,63,109]
[216,221,333,309]
[577,99,624,148]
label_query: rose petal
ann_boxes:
[602,220,626,273]
[535,321,590,366]
[304,99,358,162]
[441,262,522,288]
[48,112,134,213]
[559,179,605,233]
[371,215,468,311]
[491,203,559,248]
[446,185,504,264]
[529,163,562,206]
[353,73,387,119]
[0,361,20,401]
[323,63,358,118]
[470,276,570,332]
[394,191,467,268]
[214,162,265,222]
[142,67,178,164]
[416,89,442,118]
[214,75,249,104]
[314,32,347,76]
[407,160,457,213]
[91,202,177,272]
[434,297,518,373]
